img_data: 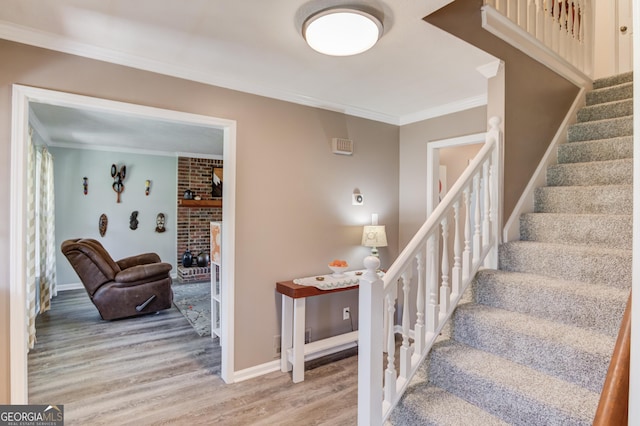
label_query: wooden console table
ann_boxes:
[276,279,359,383]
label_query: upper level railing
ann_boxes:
[484,0,594,76]
[357,117,503,425]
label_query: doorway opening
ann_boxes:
[10,85,237,403]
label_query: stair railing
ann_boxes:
[357,117,504,426]
[483,0,594,77]
[593,292,631,425]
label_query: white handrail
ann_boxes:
[358,117,503,425]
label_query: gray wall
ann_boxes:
[49,146,177,284]
[0,38,399,400]
[399,106,487,249]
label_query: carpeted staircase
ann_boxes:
[390,72,633,425]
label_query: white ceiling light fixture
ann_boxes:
[303,7,383,56]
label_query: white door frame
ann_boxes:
[617,0,633,73]
[10,85,237,403]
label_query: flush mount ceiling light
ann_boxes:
[303,7,383,56]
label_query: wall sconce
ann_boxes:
[82,176,88,195]
[362,225,387,257]
[145,180,151,196]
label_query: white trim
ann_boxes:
[0,21,401,125]
[426,132,486,216]
[629,0,639,417]
[481,6,592,88]
[398,94,487,126]
[502,88,586,242]
[44,140,224,160]
[10,85,29,404]
[233,360,281,383]
[10,85,238,401]
[56,282,84,292]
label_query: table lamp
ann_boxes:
[362,225,387,257]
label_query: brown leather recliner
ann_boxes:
[61,238,173,320]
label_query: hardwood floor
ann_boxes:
[29,290,358,425]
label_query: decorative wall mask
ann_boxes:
[212,167,223,198]
[83,176,88,195]
[99,214,108,237]
[145,180,151,196]
[155,213,166,233]
[129,211,139,230]
[111,164,126,203]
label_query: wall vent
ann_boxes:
[332,138,353,155]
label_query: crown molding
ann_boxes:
[398,94,487,126]
[0,20,404,125]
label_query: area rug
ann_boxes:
[172,281,211,337]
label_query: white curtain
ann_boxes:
[25,129,57,350]
[38,146,56,312]
[26,129,37,350]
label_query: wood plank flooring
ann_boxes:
[29,290,358,425]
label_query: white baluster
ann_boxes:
[462,188,472,282]
[582,0,593,76]
[439,218,450,316]
[559,0,568,58]
[535,0,545,41]
[384,293,396,403]
[400,271,412,378]
[452,201,462,296]
[507,0,518,23]
[482,160,491,251]
[414,250,425,354]
[473,174,482,265]
[426,234,439,333]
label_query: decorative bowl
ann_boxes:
[328,265,348,277]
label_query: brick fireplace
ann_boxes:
[176,157,223,283]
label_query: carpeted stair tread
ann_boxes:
[473,269,628,336]
[499,241,631,288]
[558,136,633,163]
[546,158,632,186]
[592,72,633,89]
[577,98,632,122]
[586,81,632,106]
[452,303,614,392]
[534,184,632,214]
[520,212,631,249]
[390,385,510,426]
[428,341,599,425]
[568,116,632,142]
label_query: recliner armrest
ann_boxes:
[115,263,172,283]
[117,253,162,270]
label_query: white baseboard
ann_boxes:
[57,282,84,292]
[233,360,281,383]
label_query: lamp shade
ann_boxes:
[303,7,383,56]
[361,225,387,247]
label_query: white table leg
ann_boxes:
[292,297,306,383]
[281,294,293,372]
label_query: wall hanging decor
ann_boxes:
[129,211,139,230]
[145,179,151,196]
[110,163,126,203]
[212,166,223,198]
[155,213,166,233]
[99,213,108,237]
[83,176,88,195]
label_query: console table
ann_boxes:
[276,279,359,383]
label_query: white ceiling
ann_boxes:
[0,0,496,154]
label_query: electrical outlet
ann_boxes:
[343,307,350,320]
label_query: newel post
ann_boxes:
[358,256,384,426]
